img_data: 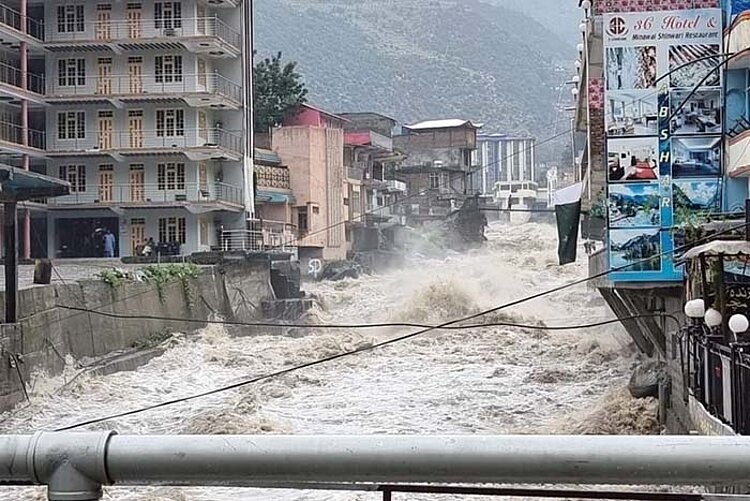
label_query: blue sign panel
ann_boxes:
[604,9,723,282]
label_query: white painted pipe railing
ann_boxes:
[4,434,750,500]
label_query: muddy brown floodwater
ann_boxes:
[0,222,658,500]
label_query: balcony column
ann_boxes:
[19,0,27,34]
[19,40,30,259]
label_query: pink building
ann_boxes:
[273,104,347,263]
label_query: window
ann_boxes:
[157,162,185,190]
[298,207,308,234]
[158,217,186,244]
[312,206,320,215]
[429,171,440,190]
[57,5,85,33]
[57,111,85,139]
[156,109,184,137]
[154,2,182,30]
[155,55,183,83]
[58,59,85,87]
[59,165,86,192]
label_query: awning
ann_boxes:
[0,164,70,202]
[256,189,295,204]
[682,240,750,260]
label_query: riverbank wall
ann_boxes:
[0,258,275,412]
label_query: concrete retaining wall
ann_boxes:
[0,259,274,412]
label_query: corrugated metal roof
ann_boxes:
[254,148,282,165]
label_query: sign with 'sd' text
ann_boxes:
[604,9,723,282]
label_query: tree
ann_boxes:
[253,51,308,132]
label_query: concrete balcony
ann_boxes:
[0,4,44,49]
[45,17,241,58]
[0,61,46,104]
[46,128,243,161]
[46,72,242,109]
[46,181,243,210]
[728,12,750,69]
[0,121,46,158]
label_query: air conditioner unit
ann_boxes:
[433,160,444,168]
[163,28,176,36]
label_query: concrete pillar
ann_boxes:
[19,0,27,34]
[4,202,18,323]
[20,39,30,259]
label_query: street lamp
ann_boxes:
[684,299,705,320]
[729,314,749,340]
[705,308,723,329]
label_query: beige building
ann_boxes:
[273,104,346,262]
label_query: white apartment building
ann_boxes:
[471,132,536,195]
[0,0,253,259]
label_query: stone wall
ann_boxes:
[0,259,274,412]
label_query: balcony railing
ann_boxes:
[219,221,298,255]
[0,61,45,94]
[0,121,45,150]
[46,16,240,52]
[385,179,407,192]
[47,182,242,207]
[0,4,44,41]
[255,164,290,189]
[47,128,242,156]
[47,72,241,104]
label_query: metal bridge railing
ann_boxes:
[3,434,750,501]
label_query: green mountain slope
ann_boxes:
[254,0,575,138]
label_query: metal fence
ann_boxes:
[219,220,298,257]
[684,328,750,434]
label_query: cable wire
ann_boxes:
[52,305,681,332]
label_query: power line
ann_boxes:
[52,304,680,332]
[52,222,743,431]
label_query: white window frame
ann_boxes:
[157,162,185,190]
[154,55,183,83]
[156,109,185,137]
[59,164,86,192]
[154,2,182,30]
[58,58,86,87]
[158,216,186,244]
[57,111,85,140]
[57,5,85,33]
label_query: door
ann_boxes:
[97,58,112,94]
[130,219,146,255]
[128,110,143,148]
[98,167,114,202]
[128,57,143,94]
[97,112,113,150]
[198,163,208,197]
[197,58,207,89]
[198,111,208,142]
[127,3,142,38]
[129,164,145,201]
[96,5,111,40]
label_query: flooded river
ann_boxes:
[0,222,656,500]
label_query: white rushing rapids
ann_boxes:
[0,222,656,500]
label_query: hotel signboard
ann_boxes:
[603,9,723,282]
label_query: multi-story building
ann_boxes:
[340,112,406,253]
[273,103,347,264]
[393,119,481,224]
[252,146,296,253]
[0,1,48,259]
[471,133,536,195]
[0,0,253,259]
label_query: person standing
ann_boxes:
[103,229,116,258]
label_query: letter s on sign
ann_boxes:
[309,258,323,276]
